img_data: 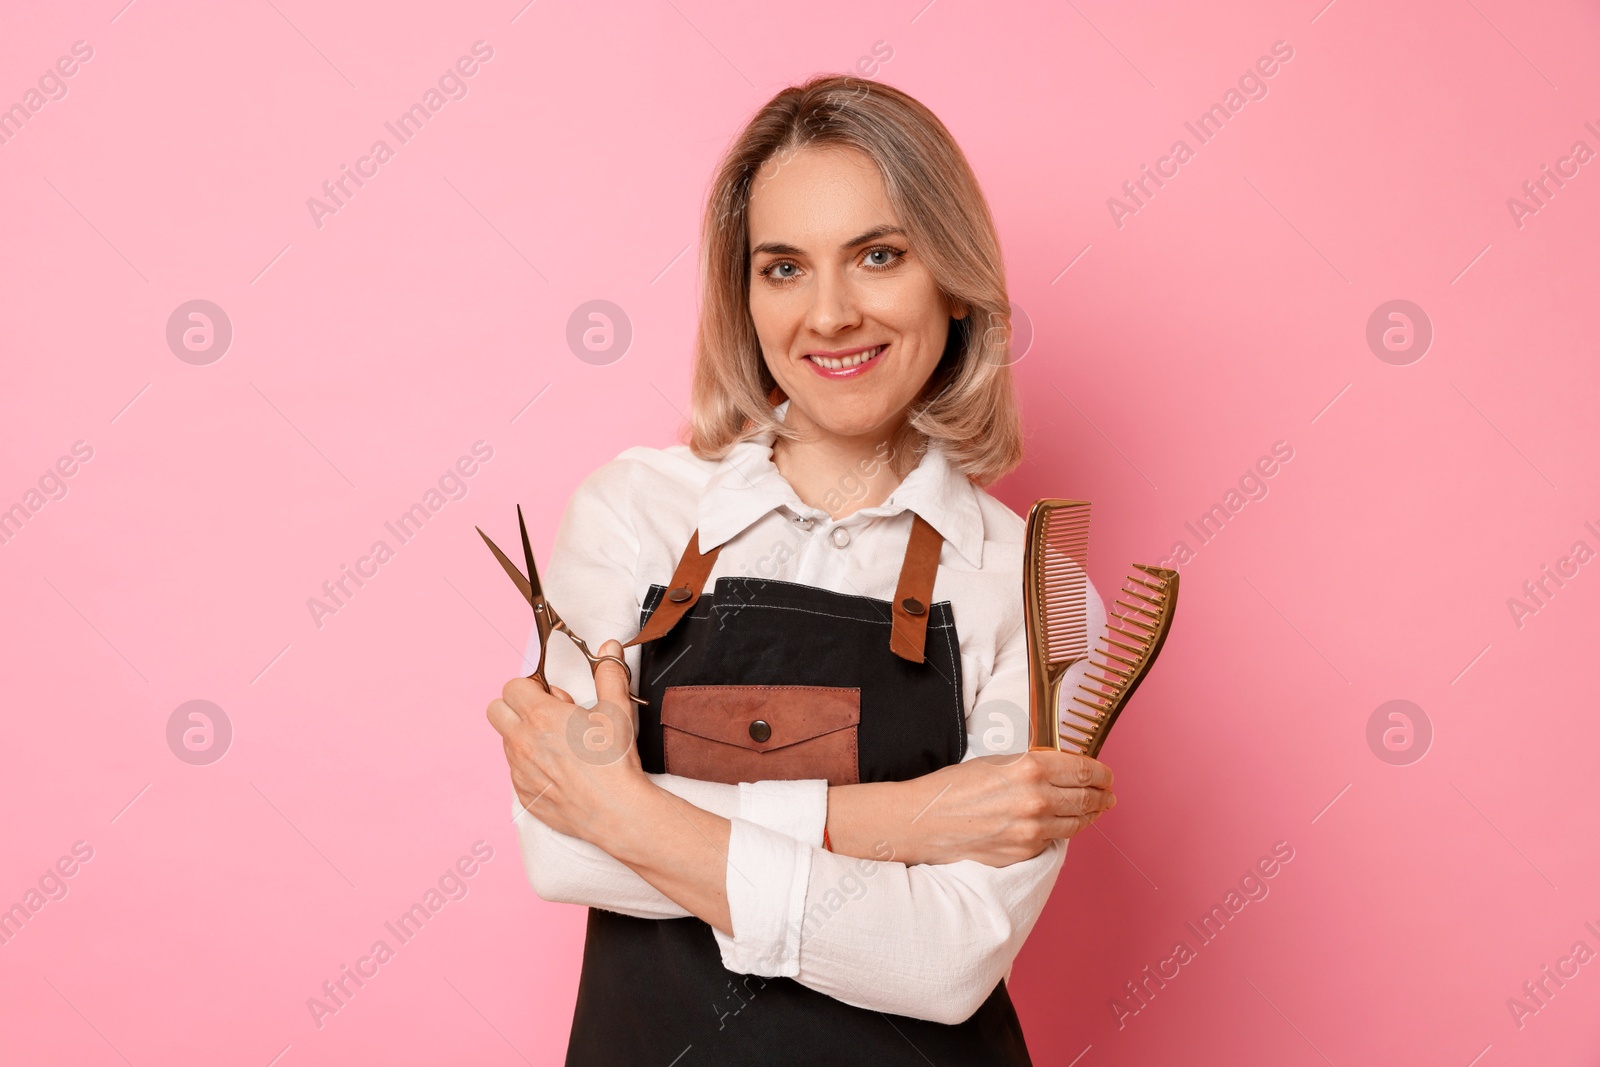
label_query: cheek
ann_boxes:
[876,277,949,343]
[748,294,798,349]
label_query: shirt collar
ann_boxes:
[698,400,986,569]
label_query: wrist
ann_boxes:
[827,779,925,866]
[586,770,662,861]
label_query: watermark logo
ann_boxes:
[1,440,94,548]
[565,699,634,766]
[1365,299,1431,366]
[166,700,232,765]
[308,441,494,629]
[1506,920,1600,1030]
[1506,523,1598,629]
[968,698,1029,766]
[166,300,233,365]
[0,841,94,948]
[1111,840,1295,1028]
[1506,122,1599,230]
[979,302,1034,367]
[0,40,94,149]
[785,839,898,944]
[566,299,632,365]
[1158,440,1294,569]
[305,42,495,230]
[1366,699,1430,766]
[851,40,894,78]
[306,841,493,1029]
[1107,40,1295,229]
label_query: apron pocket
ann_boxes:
[660,684,861,785]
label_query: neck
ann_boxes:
[771,412,912,520]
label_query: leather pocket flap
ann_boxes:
[661,685,860,753]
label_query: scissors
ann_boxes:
[476,504,649,707]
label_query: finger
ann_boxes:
[1046,813,1098,840]
[1054,787,1116,817]
[1040,751,1114,791]
[486,698,522,736]
[502,675,547,714]
[548,684,575,704]
[591,639,634,709]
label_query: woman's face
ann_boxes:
[746,144,966,445]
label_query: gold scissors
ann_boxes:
[476,504,648,707]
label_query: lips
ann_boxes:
[805,343,887,374]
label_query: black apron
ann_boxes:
[563,514,1036,1065]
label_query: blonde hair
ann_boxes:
[685,74,1024,488]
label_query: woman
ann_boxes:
[485,73,1115,1064]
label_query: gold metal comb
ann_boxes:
[1024,499,1092,752]
[1023,498,1180,755]
[1064,564,1178,758]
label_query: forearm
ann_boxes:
[516,773,827,918]
[825,775,946,866]
[601,777,734,935]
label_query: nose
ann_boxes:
[803,265,862,339]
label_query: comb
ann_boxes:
[1023,496,1181,755]
[1023,499,1092,751]
[1062,564,1179,758]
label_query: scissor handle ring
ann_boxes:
[589,653,651,707]
[589,652,630,675]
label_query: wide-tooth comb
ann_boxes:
[1024,499,1091,751]
[1061,564,1179,758]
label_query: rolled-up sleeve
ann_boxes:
[514,776,827,919]
[710,823,1066,1025]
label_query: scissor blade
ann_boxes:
[476,526,535,607]
[517,503,545,601]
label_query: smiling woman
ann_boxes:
[487,73,1116,1066]
[693,77,1022,490]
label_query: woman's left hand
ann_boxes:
[486,639,649,844]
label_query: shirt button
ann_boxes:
[830,527,851,548]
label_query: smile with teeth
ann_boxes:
[807,344,887,370]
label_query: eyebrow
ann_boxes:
[750,225,907,258]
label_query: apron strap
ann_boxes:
[623,527,722,650]
[888,512,943,664]
[625,512,945,663]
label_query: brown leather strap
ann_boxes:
[624,527,723,649]
[628,512,945,663]
[889,512,943,664]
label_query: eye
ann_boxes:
[757,260,801,285]
[862,245,906,270]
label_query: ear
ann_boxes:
[945,292,970,321]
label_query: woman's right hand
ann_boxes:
[892,750,1116,868]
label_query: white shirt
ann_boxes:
[510,400,1107,1026]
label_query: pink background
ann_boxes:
[3,0,1598,1063]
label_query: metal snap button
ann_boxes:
[748,719,771,742]
[830,527,851,548]
[900,596,926,615]
[667,585,692,603]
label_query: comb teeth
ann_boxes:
[1033,502,1090,664]
[1059,564,1180,758]
[1024,499,1091,751]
